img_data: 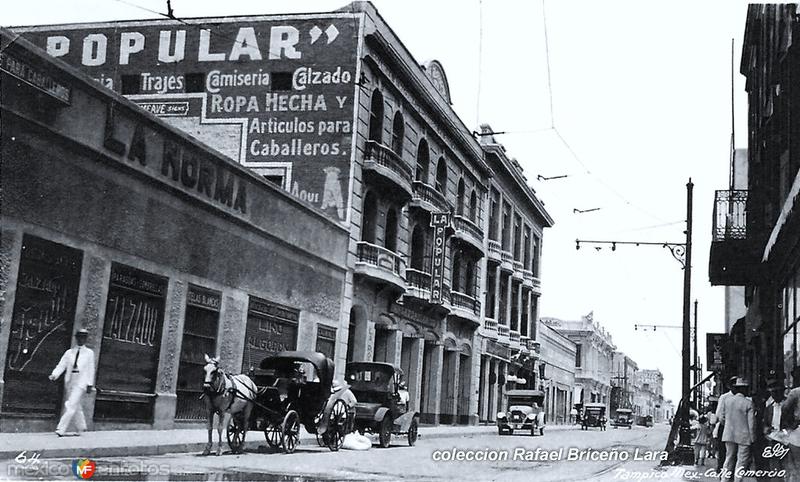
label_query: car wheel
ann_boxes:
[407,418,419,446]
[507,429,514,435]
[379,416,392,448]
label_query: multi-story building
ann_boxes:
[11,2,556,426]
[634,369,664,422]
[0,28,349,431]
[475,125,554,423]
[536,320,577,424]
[542,313,616,410]
[610,351,638,416]
[709,4,799,392]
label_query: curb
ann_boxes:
[0,428,492,460]
[0,425,581,460]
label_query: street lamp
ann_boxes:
[576,179,694,465]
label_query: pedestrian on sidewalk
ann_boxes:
[780,368,800,482]
[758,369,787,482]
[570,407,578,424]
[720,377,756,482]
[48,328,95,437]
[693,414,711,466]
[716,376,738,472]
[707,405,719,459]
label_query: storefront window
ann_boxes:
[95,264,167,422]
[315,325,337,360]
[175,285,220,421]
[2,235,83,416]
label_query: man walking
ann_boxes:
[716,376,738,471]
[720,377,756,482]
[49,328,95,436]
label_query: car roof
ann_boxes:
[506,389,545,397]
[346,361,401,374]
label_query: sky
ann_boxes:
[3,0,754,403]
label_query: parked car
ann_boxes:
[345,362,419,447]
[496,389,546,436]
[611,408,633,429]
[581,403,607,430]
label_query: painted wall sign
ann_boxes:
[429,212,451,304]
[242,296,299,371]
[315,325,337,360]
[0,52,71,104]
[706,333,727,372]
[19,15,361,222]
[97,264,167,400]
[2,235,82,415]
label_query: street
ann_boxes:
[1,424,682,481]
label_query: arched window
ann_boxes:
[416,139,430,183]
[469,190,478,222]
[368,90,384,143]
[435,157,447,194]
[362,191,378,244]
[384,208,398,252]
[456,178,465,215]
[391,111,405,156]
[410,224,426,271]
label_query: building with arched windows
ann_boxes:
[8,1,555,427]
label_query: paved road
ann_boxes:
[2,424,676,481]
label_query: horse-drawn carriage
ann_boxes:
[216,351,353,454]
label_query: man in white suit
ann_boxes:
[49,328,95,436]
[720,377,756,482]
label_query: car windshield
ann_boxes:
[508,397,537,407]
[347,368,393,391]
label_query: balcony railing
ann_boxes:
[509,330,521,343]
[363,140,413,191]
[501,251,514,264]
[712,190,747,241]
[709,189,759,286]
[451,291,481,315]
[355,241,405,288]
[405,268,431,291]
[497,324,510,337]
[453,215,484,243]
[411,181,450,213]
[484,318,498,331]
[487,240,503,262]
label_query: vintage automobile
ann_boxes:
[496,389,546,436]
[226,351,353,454]
[345,362,419,448]
[581,402,607,430]
[611,408,634,429]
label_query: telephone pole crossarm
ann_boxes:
[574,239,687,268]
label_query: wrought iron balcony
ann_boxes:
[405,268,431,291]
[355,241,406,291]
[452,215,485,253]
[709,190,759,286]
[411,181,450,214]
[512,260,524,280]
[484,318,498,331]
[363,140,413,199]
[487,239,503,263]
[510,329,521,343]
[449,290,482,326]
[405,268,452,313]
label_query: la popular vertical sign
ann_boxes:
[18,15,361,222]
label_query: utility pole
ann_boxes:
[574,179,694,464]
[693,300,699,410]
[676,179,694,464]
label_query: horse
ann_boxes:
[201,354,257,456]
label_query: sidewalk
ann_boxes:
[0,423,577,460]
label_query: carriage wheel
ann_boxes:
[226,416,247,454]
[281,410,301,454]
[407,418,419,446]
[324,400,348,452]
[264,423,281,449]
[315,433,326,447]
[378,416,392,448]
